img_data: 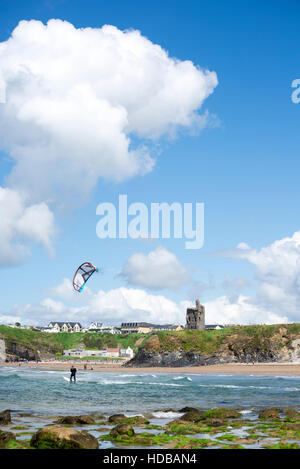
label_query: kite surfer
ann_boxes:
[70,365,77,382]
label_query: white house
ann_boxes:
[120,347,134,358]
[47,322,82,333]
[88,322,104,330]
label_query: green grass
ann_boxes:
[0,326,151,356]
[1,323,300,360]
[143,323,300,355]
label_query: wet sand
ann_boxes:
[1,361,300,375]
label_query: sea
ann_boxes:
[1,366,300,416]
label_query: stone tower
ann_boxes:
[186,299,205,331]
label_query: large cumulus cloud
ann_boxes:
[0,186,55,267]
[121,247,190,290]
[219,230,300,322]
[0,19,218,206]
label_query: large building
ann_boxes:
[186,299,205,331]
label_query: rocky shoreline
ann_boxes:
[1,406,300,450]
[125,333,300,368]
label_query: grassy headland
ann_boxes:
[1,323,300,363]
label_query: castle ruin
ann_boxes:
[186,299,205,331]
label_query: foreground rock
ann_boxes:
[110,424,135,438]
[0,431,15,448]
[55,415,95,425]
[0,410,11,425]
[258,409,281,420]
[180,410,206,423]
[108,414,149,426]
[108,414,127,424]
[31,425,99,449]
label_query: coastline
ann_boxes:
[1,361,300,375]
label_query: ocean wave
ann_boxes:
[150,382,186,387]
[197,383,300,391]
[198,384,242,389]
[173,376,193,382]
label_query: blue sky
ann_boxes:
[0,0,300,326]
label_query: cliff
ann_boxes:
[0,326,148,362]
[125,324,300,367]
[1,323,300,365]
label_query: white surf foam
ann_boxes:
[152,411,184,419]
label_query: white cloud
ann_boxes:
[121,247,190,289]
[0,312,23,325]
[0,186,55,267]
[220,230,300,322]
[7,274,291,327]
[204,295,288,325]
[0,19,218,206]
[13,282,188,326]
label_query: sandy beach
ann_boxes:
[1,361,300,375]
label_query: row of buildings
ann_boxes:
[6,300,233,334]
[38,321,186,334]
[63,345,134,359]
[37,319,227,334]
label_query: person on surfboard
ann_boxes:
[70,365,77,382]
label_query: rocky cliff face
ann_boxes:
[126,349,221,367]
[126,327,300,367]
[0,338,39,362]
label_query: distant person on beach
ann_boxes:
[70,365,77,382]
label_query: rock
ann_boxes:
[131,416,149,426]
[4,341,39,362]
[179,407,199,413]
[110,424,135,438]
[125,349,219,367]
[0,431,16,448]
[281,422,300,431]
[0,409,11,425]
[258,409,281,420]
[30,425,99,449]
[204,408,241,419]
[55,415,95,425]
[108,414,127,424]
[180,410,206,423]
[206,418,226,427]
[283,408,300,420]
[168,418,186,426]
[159,408,177,413]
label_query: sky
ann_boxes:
[0,0,300,327]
